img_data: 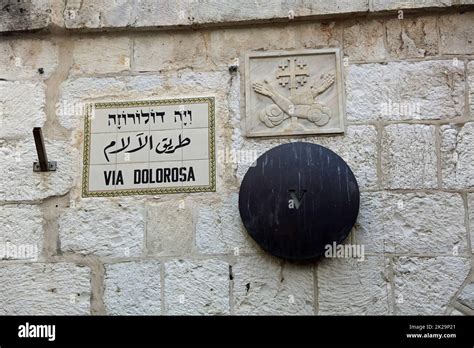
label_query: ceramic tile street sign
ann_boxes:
[82,97,216,197]
[244,48,345,137]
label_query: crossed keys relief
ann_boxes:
[245,49,345,137]
[252,57,335,129]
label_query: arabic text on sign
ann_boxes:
[103,133,191,162]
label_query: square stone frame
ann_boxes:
[243,48,346,137]
[82,96,216,198]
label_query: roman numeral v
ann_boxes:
[288,189,307,209]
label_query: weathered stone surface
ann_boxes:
[0,204,42,260]
[146,199,193,256]
[382,124,437,189]
[457,283,474,310]
[386,16,438,58]
[295,22,342,49]
[310,126,378,189]
[393,256,470,314]
[318,256,391,315]
[468,61,474,117]
[59,0,474,33]
[134,33,210,72]
[196,193,259,255]
[469,193,474,253]
[441,122,474,189]
[0,0,470,33]
[209,22,342,65]
[354,192,467,254]
[0,39,58,79]
[0,263,90,315]
[104,261,161,315]
[352,192,385,252]
[0,139,78,201]
[59,199,144,257]
[372,0,453,11]
[0,80,46,139]
[58,70,229,131]
[346,61,465,121]
[0,0,53,32]
[212,26,297,65]
[63,0,368,29]
[450,308,466,315]
[58,77,125,131]
[72,37,131,75]
[439,12,474,55]
[343,19,386,61]
[233,255,314,315]
[228,72,243,148]
[64,0,134,28]
[64,0,100,28]
[186,0,369,23]
[164,259,229,315]
[237,126,378,190]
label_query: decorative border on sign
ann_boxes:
[82,97,216,198]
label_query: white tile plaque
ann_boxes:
[82,97,216,197]
[244,48,345,137]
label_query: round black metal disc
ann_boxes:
[238,142,360,260]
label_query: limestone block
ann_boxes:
[354,192,467,254]
[134,33,209,72]
[104,260,161,315]
[469,193,474,253]
[393,256,470,314]
[381,124,437,189]
[0,139,78,201]
[164,259,230,315]
[0,80,46,139]
[318,256,391,315]
[441,122,474,189]
[343,19,386,61]
[196,193,260,255]
[0,39,58,79]
[468,61,474,117]
[72,37,131,75]
[0,263,90,315]
[233,255,314,315]
[59,199,145,257]
[146,199,194,256]
[210,22,342,65]
[386,16,438,58]
[457,283,474,311]
[372,0,453,11]
[0,0,53,32]
[0,204,42,260]
[439,12,474,55]
[63,0,369,29]
[346,61,464,121]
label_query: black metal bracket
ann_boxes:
[32,127,57,172]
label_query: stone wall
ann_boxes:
[0,0,473,315]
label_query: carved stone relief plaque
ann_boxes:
[244,49,345,137]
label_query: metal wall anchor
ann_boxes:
[32,127,57,172]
